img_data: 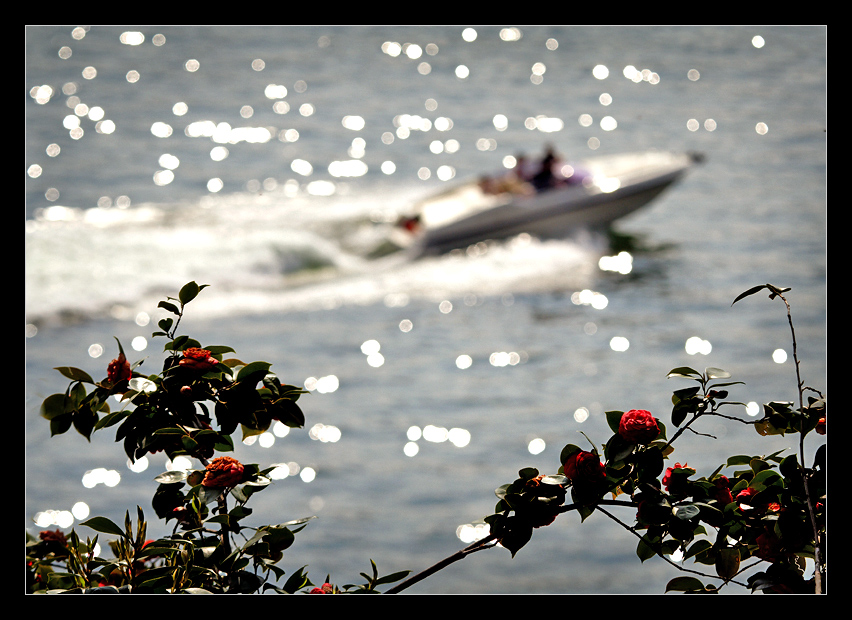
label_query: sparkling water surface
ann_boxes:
[26,26,826,594]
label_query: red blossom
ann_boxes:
[309,583,335,593]
[563,450,606,485]
[736,487,759,505]
[179,347,219,372]
[662,463,691,495]
[39,529,67,546]
[816,417,826,435]
[107,353,132,384]
[201,456,245,488]
[712,476,734,505]
[618,409,660,444]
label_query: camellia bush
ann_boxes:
[27,282,825,594]
[28,282,410,593]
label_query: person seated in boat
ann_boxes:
[513,153,536,182]
[531,146,561,192]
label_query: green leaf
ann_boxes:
[158,300,181,315]
[204,345,236,356]
[50,413,73,436]
[672,504,701,520]
[705,367,731,379]
[374,570,413,587]
[80,516,127,538]
[153,470,188,484]
[559,444,582,467]
[237,361,272,382]
[636,534,659,562]
[667,366,701,379]
[683,539,712,560]
[666,576,706,592]
[73,405,98,441]
[605,410,624,434]
[750,469,783,491]
[197,485,223,505]
[731,285,769,306]
[726,455,753,466]
[277,516,317,528]
[518,467,539,481]
[93,409,129,431]
[40,393,70,420]
[54,366,95,384]
[178,281,200,305]
[128,377,157,394]
[715,546,740,581]
[281,566,312,594]
[500,519,533,558]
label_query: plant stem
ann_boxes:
[384,535,498,593]
[385,499,636,593]
[595,506,747,588]
[776,292,823,593]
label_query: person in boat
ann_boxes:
[531,145,560,192]
[531,145,591,190]
[513,154,536,182]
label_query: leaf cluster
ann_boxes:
[31,282,405,594]
[482,287,825,594]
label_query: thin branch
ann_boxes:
[386,499,637,593]
[594,506,747,588]
[775,292,824,594]
[384,534,499,593]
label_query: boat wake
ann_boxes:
[25,182,615,327]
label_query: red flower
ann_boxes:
[736,487,759,505]
[179,347,219,372]
[107,353,132,384]
[39,529,67,547]
[618,409,660,444]
[712,476,734,505]
[816,417,826,435]
[201,456,245,488]
[563,450,606,485]
[662,463,691,495]
[309,583,335,593]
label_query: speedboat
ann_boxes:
[397,150,702,256]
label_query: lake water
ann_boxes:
[25,26,826,594]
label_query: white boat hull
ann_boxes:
[409,150,699,256]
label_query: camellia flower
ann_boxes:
[563,450,606,485]
[618,409,660,444]
[309,583,335,593]
[179,347,219,372]
[736,487,759,505]
[39,529,68,547]
[107,353,132,384]
[662,462,691,495]
[201,456,245,488]
[712,475,734,505]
